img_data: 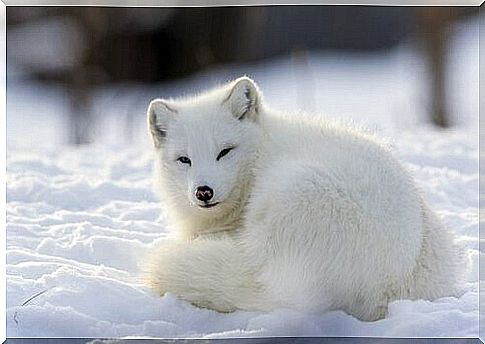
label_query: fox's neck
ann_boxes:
[172,204,246,241]
[195,214,245,240]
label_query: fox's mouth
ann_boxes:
[199,202,220,209]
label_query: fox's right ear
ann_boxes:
[147,99,177,148]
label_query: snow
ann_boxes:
[6,17,478,339]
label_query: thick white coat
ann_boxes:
[143,77,461,321]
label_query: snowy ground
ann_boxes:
[6,18,479,338]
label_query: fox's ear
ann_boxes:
[223,77,261,122]
[147,99,177,148]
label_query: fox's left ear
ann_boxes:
[223,76,261,122]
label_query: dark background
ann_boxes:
[6,6,478,144]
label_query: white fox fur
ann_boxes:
[143,76,462,321]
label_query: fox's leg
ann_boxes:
[142,238,269,312]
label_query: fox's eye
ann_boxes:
[177,156,191,166]
[217,147,234,161]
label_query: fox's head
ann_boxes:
[147,76,263,234]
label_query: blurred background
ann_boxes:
[6,6,479,147]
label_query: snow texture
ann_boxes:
[6,17,478,339]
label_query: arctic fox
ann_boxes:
[143,76,461,321]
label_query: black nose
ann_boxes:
[195,185,214,202]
